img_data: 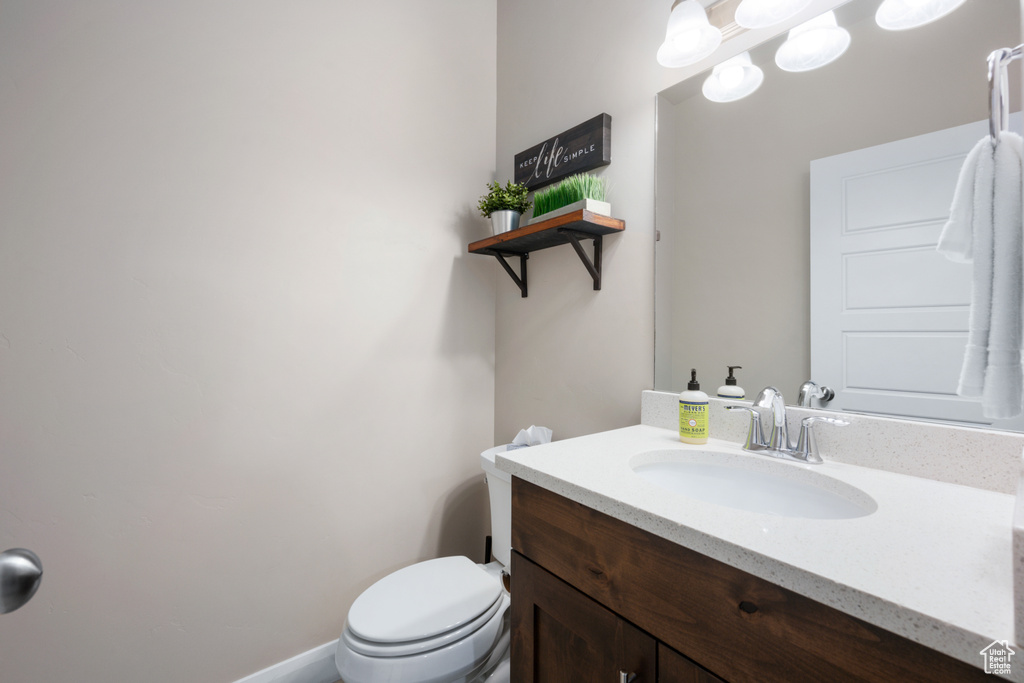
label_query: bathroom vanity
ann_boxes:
[498,392,1024,682]
[511,479,984,682]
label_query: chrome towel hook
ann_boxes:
[988,44,1023,142]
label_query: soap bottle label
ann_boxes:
[679,400,708,441]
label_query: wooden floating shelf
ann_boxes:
[468,209,625,256]
[468,209,625,297]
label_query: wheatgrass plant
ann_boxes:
[532,173,608,218]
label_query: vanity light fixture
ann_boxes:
[657,0,723,68]
[875,0,966,31]
[702,52,764,102]
[734,0,813,29]
[774,10,851,72]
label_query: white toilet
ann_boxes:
[335,445,513,683]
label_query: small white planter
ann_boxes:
[489,210,522,235]
[532,198,611,222]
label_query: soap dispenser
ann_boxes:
[717,366,745,399]
[679,369,709,444]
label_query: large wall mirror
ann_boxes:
[655,0,1023,430]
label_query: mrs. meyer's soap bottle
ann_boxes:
[679,369,709,444]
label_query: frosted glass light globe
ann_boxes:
[875,0,967,30]
[718,65,745,89]
[702,52,764,103]
[774,11,851,72]
[657,0,723,68]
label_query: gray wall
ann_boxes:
[493,0,689,442]
[0,1,496,680]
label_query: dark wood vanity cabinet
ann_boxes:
[509,477,988,683]
[512,550,723,682]
[511,552,657,682]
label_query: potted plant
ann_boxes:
[478,180,532,235]
[531,173,609,221]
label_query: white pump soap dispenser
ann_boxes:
[717,365,745,399]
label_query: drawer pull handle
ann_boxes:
[619,672,638,683]
[739,601,759,614]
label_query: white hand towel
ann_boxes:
[939,132,1024,417]
[949,137,997,398]
[938,138,987,262]
[982,132,1023,418]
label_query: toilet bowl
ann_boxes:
[335,446,513,683]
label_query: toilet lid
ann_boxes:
[347,556,502,643]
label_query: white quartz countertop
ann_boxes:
[496,424,1018,678]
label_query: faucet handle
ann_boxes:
[801,416,849,428]
[725,405,765,450]
[794,416,848,464]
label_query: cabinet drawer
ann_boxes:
[511,477,987,683]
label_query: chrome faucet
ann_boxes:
[756,386,790,452]
[726,386,847,464]
[796,380,835,407]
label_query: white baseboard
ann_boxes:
[234,639,340,683]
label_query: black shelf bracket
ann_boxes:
[493,251,528,297]
[469,210,623,298]
[559,229,603,290]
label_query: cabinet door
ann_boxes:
[659,643,726,683]
[511,551,656,683]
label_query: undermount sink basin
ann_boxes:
[631,450,877,520]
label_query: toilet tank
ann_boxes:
[479,446,513,567]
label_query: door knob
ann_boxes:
[0,548,43,614]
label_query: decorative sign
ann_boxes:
[514,113,611,191]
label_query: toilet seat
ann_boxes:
[342,592,503,657]
[337,593,509,683]
[335,558,510,683]
[347,556,502,644]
